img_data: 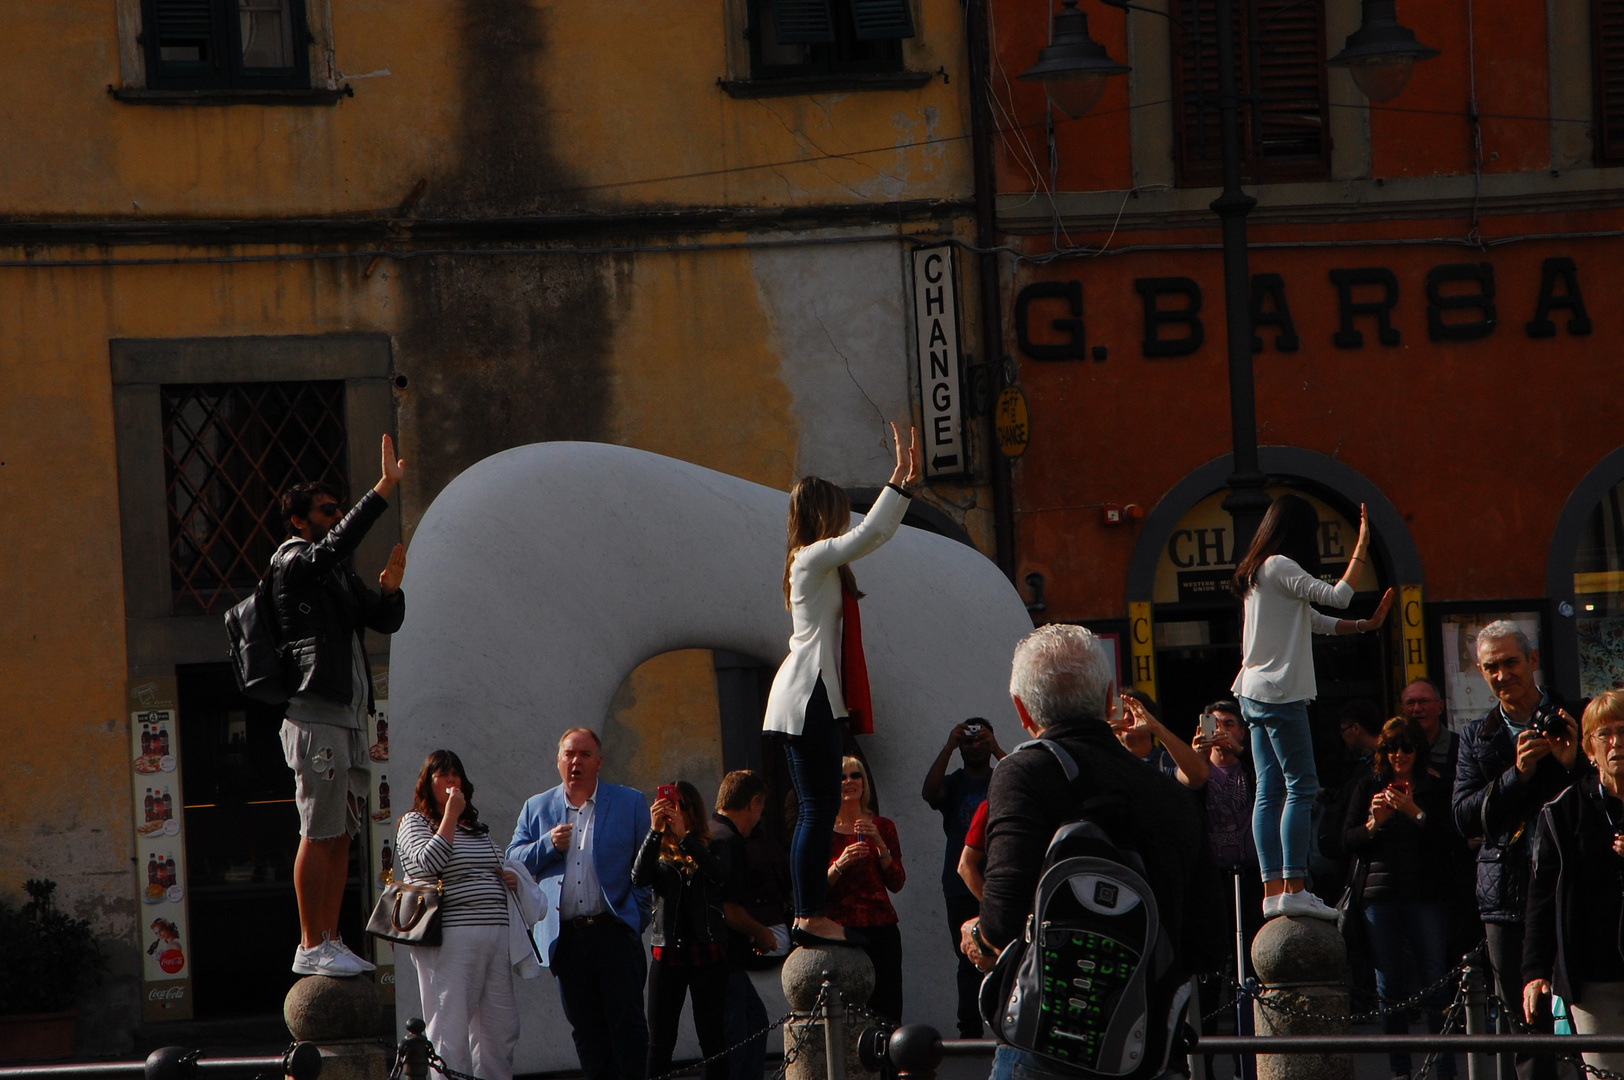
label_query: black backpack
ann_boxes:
[224,546,291,706]
[980,739,1194,1079]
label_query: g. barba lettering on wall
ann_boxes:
[1015,256,1593,360]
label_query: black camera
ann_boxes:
[1530,701,1569,740]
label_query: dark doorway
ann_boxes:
[175,663,367,1017]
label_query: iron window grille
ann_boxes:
[141,0,311,91]
[161,381,348,615]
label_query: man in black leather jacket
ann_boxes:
[959,624,1221,1080]
[275,434,406,977]
[1452,620,1579,1080]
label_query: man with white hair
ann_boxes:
[959,624,1218,1080]
[1453,621,1578,1080]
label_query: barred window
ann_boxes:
[161,382,347,615]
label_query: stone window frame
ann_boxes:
[112,334,397,678]
[111,0,348,106]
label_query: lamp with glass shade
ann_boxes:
[1017,0,1131,119]
[1327,0,1440,103]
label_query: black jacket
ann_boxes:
[1341,770,1459,904]
[632,829,731,951]
[271,490,404,709]
[1523,773,1624,1005]
[1452,701,1578,923]
[979,717,1222,977]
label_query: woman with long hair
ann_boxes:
[826,755,906,1021]
[1525,691,1624,1076]
[395,750,524,1080]
[633,780,731,1080]
[763,422,919,946]
[1342,718,1458,1080]
[1231,494,1394,919]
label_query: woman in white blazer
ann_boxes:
[764,423,919,946]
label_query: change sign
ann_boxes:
[912,246,967,479]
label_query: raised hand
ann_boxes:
[376,434,406,497]
[887,422,921,489]
[379,543,406,594]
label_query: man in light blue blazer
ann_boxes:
[508,728,652,1080]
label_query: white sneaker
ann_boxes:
[1277,890,1339,921]
[292,936,367,977]
[332,938,376,972]
[1262,894,1283,919]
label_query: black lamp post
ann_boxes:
[1019,0,1437,554]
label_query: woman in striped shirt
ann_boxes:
[397,750,522,1080]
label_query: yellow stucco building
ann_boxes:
[4,0,1003,1050]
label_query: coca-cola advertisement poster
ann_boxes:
[129,679,193,1021]
[366,673,396,1001]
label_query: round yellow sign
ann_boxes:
[996,386,1029,459]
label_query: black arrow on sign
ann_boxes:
[932,454,960,470]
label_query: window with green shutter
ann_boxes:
[1169,0,1331,187]
[750,0,914,80]
[142,0,310,90]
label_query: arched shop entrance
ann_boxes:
[1548,444,1624,703]
[1125,448,1425,740]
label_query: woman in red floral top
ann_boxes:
[826,755,906,1021]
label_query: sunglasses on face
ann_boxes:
[312,501,342,516]
[1383,743,1415,754]
[843,771,865,781]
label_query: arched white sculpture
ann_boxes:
[391,442,1033,1073]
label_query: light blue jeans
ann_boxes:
[1239,696,1318,881]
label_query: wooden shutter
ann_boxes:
[143,0,226,88]
[1170,0,1329,187]
[771,0,837,43]
[1594,0,1624,162]
[849,0,915,40]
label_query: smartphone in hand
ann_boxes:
[656,784,678,804]
[1199,711,1217,741]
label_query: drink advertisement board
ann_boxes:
[366,668,395,1001]
[128,677,193,1021]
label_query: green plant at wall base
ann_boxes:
[0,880,107,1015]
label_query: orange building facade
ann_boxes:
[985,0,1624,729]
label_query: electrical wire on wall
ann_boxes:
[1466,0,1485,247]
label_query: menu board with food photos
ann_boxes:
[365,669,395,1002]
[128,677,194,1021]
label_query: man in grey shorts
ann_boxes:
[274,435,407,977]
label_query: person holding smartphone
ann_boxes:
[826,756,906,1022]
[1231,494,1394,920]
[634,780,731,1080]
[1340,718,1458,1080]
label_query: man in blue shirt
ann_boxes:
[508,729,652,1080]
[921,718,1002,1037]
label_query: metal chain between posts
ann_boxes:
[1222,949,1477,1026]
[1486,991,1624,1080]
[402,1001,803,1080]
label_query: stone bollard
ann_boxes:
[1250,915,1352,1080]
[285,975,389,1080]
[782,945,878,1080]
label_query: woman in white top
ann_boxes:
[1230,495,1393,921]
[763,423,919,946]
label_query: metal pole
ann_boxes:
[1211,0,1271,556]
[1234,872,1257,1080]
[1462,963,1493,1080]
[822,972,847,1080]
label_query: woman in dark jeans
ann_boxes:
[633,780,731,1080]
[1342,717,1457,1080]
[761,423,918,946]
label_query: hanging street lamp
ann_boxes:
[1017,0,1131,119]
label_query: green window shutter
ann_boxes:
[771,0,837,43]
[849,0,915,40]
[152,0,218,64]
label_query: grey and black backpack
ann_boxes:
[979,739,1194,1079]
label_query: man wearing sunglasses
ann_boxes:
[273,433,408,977]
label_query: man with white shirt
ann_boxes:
[508,729,652,1080]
